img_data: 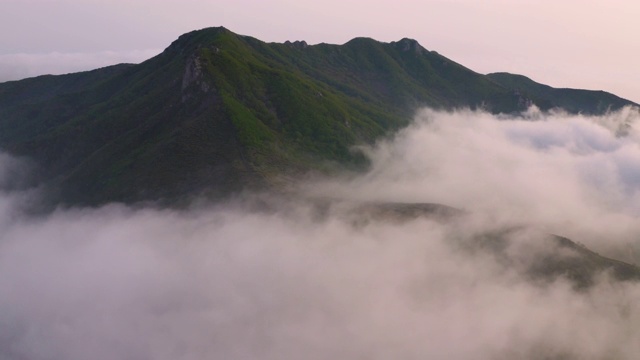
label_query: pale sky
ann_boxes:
[1,0,639,103]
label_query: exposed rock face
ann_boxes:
[182,55,203,91]
[182,54,213,103]
[393,38,425,54]
[284,40,309,49]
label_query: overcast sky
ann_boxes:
[1,0,639,103]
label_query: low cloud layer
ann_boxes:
[313,106,640,261]
[0,49,160,82]
[2,107,640,359]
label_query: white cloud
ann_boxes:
[1,196,640,360]
[311,107,640,260]
[2,107,640,359]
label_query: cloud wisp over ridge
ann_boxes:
[2,107,640,359]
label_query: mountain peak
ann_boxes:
[344,36,379,46]
[0,27,637,206]
[165,26,234,54]
[391,37,426,54]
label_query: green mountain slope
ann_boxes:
[487,72,635,113]
[0,27,636,205]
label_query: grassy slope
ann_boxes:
[0,27,636,206]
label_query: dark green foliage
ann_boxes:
[0,27,636,205]
[487,72,637,113]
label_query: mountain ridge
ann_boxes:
[2,27,640,291]
[487,72,634,113]
[0,27,637,206]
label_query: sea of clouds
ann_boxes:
[2,107,640,359]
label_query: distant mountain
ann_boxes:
[0,27,637,205]
[487,72,635,113]
[359,201,640,288]
[294,198,640,288]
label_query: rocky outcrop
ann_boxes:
[284,40,308,49]
[392,38,425,54]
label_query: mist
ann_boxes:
[2,107,640,359]
[312,106,640,261]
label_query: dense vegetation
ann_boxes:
[488,72,634,113]
[0,27,636,206]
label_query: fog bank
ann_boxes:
[313,106,640,261]
[3,107,640,359]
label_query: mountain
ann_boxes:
[488,72,634,114]
[356,201,640,288]
[0,27,637,206]
[278,197,640,288]
[2,27,640,293]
